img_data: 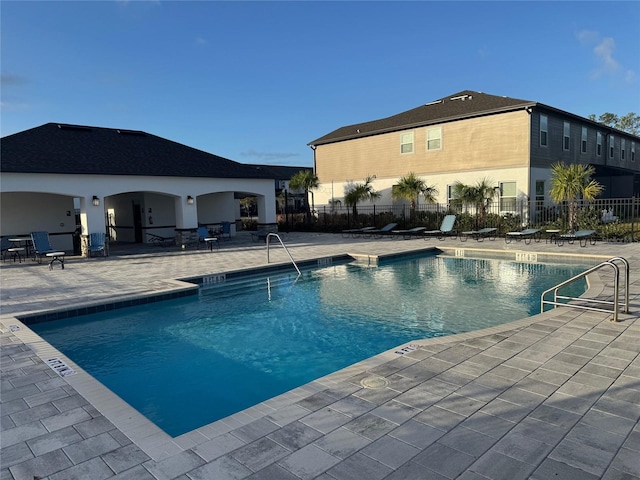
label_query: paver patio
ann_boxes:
[1,232,639,479]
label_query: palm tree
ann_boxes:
[549,162,603,231]
[344,175,381,218]
[289,170,319,224]
[451,177,497,227]
[239,196,256,219]
[391,172,438,217]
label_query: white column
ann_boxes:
[256,194,277,225]
[175,196,198,229]
[78,196,105,234]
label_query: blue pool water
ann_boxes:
[32,254,589,437]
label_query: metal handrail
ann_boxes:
[266,233,301,275]
[541,257,629,322]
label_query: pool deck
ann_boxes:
[1,232,638,480]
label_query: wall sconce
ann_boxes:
[92,196,100,206]
[186,195,194,205]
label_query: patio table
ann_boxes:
[9,237,33,258]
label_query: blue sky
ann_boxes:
[2,1,639,168]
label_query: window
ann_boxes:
[621,139,626,161]
[426,127,442,151]
[581,126,587,153]
[400,132,414,154]
[563,122,570,150]
[499,182,517,212]
[610,135,615,159]
[540,115,548,146]
[447,185,454,204]
[632,142,636,162]
[535,180,545,205]
[596,132,602,156]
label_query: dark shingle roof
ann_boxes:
[0,123,276,179]
[244,164,312,180]
[308,90,536,146]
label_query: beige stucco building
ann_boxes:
[309,90,640,213]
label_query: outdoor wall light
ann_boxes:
[92,196,100,206]
[187,195,194,205]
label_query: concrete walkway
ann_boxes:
[1,232,639,479]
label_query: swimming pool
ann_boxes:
[31,254,589,437]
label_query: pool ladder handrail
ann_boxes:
[541,257,629,322]
[266,233,301,275]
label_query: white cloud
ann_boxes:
[240,149,300,161]
[576,29,635,83]
[195,37,207,46]
[1,74,28,87]
[592,37,620,77]
[0,101,30,111]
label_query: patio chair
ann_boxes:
[341,226,376,238]
[460,227,497,242]
[219,221,232,240]
[30,231,57,263]
[1,237,11,262]
[505,228,541,245]
[367,223,398,238]
[556,230,596,247]
[196,226,209,248]
[423,215,457,240]
[391,226,426,239]
[88,232,107,257]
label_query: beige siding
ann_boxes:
[314,166,531,206]
[315,110,531,184]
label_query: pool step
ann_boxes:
[199,272,303,298]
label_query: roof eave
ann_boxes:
[308,102,537,147]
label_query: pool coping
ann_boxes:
[3,246,619,461]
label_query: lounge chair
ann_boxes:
[391,226,426,239]
[30,231,56,263]
[88,232,107,257]
[460,227,497,242]
[31,231,66,269]
[556,230,596,247]
[423,215,457,240]
[252,230,281,243]
[505,228,541,245]
[147,232,176,246]
[341,226,376,238]
[367,223,398,238]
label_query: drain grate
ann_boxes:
[45,357,76,377]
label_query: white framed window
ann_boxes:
[621,139,626,161]
[447,185,454,204]
[597,132,602,156]
[610,135,615,159]
[400,132,414,154]
[499,181,517,212]
[426,127,442,151]
[581,126,587,153]
[540,115,548,147]
[563,121,570,150]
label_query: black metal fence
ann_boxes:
[299,197,639,242]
